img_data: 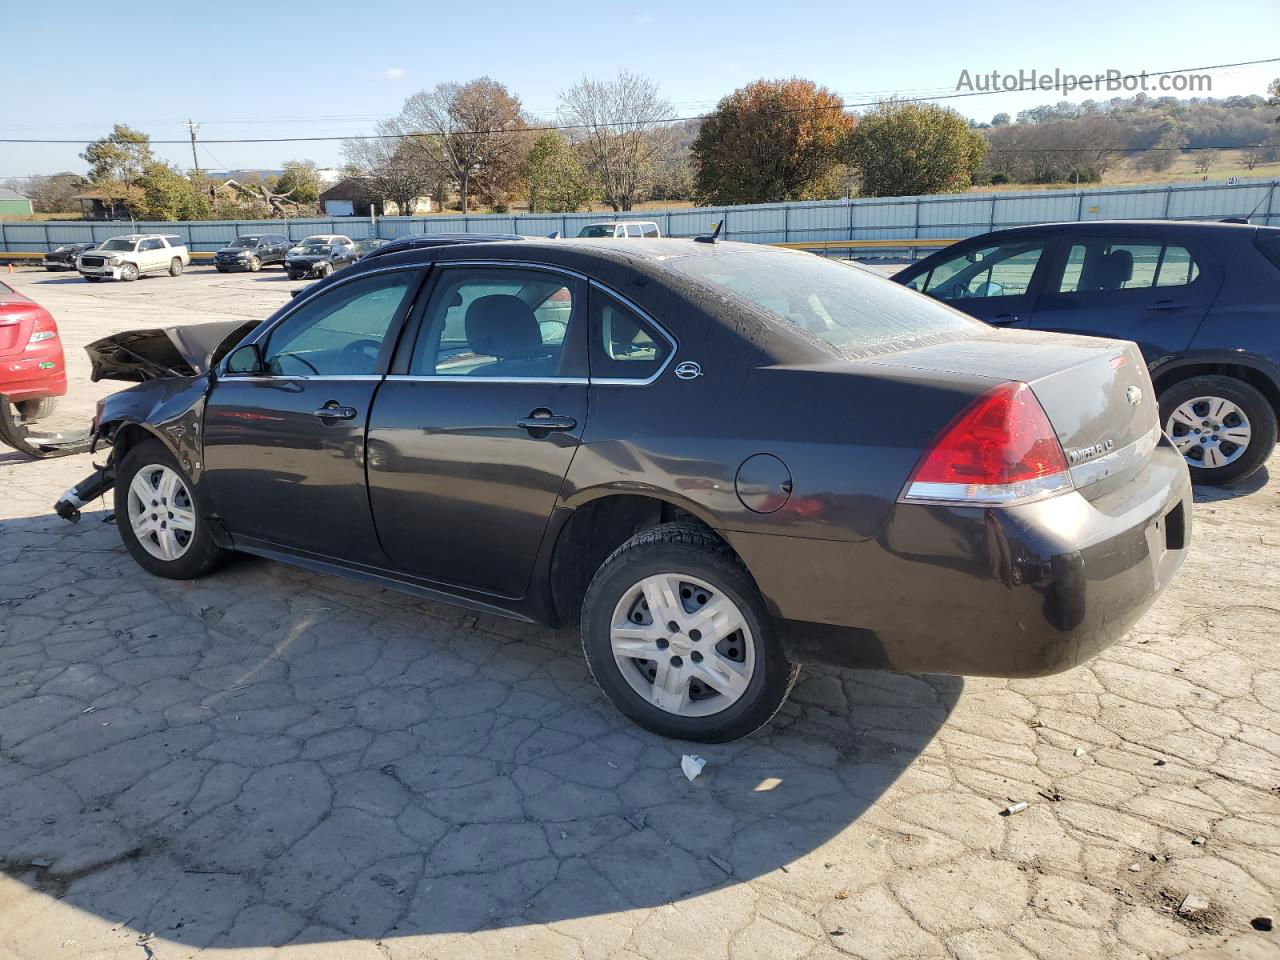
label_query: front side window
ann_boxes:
[625,224,643,238]
[642,224,660,238]
[100,238,138,251]
[921,240,1044,301]
[410,267,580,378]
[260,270,417,377]
[590,289,671,380]
[140,238,163,251]
[1055,239,1200,293]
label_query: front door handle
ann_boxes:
[517,409,577,435]
[313,401,357,421]
[1146,301,1187,311]
[991,313,1019,324]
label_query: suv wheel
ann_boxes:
[1160,375,1277,485]
[116,439,230,579]
[169,258,183,277]
[581,520,799,742]
[119,262,139,282]
[248,256,261,272]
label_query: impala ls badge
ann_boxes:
[1126,385,1143,406]
[674,361,703,380]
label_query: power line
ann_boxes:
[2,57,1275,146]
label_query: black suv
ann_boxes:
[214,234,291,273]
[894,221,1280,485]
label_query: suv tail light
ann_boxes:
[28,308,57,344]
[900,381,1072,505]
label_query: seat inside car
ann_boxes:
[463,294,555,376]
[1082,248,1134,291]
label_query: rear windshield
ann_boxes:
[578,225,616,237]
[667,250,982,357]
[1256,234,1280,272]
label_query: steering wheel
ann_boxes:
[342,339,382,366]
[276,352,319,375]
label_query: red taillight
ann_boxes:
[901,381,1072,504]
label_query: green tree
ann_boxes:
[846,101,987,197]
[522,132,596,212]
[136,163,212,220]
[276,160,321,204]
[80,124,153,188]
[691,78,854,204]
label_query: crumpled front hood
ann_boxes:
[85,320,257,382]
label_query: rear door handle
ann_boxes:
[1146,301,1187,311]
[990,313,1019,324]
[517,409,577,434]
[313,401,357,421]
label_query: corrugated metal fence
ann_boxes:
[1,177,1275,255]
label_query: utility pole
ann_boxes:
[183,119,201,175]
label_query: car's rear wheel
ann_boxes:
[1160,375,1277,485]
[169,258,183,277]
[14,397,56,421]
[119,262,139,282]
[248,256,261,272]
[581,520,799,742]
[116,439,230,580]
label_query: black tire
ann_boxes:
[169,258,183,277]
[581,520,799,742]
[1159,375,1276,486]
[14,397,56,421]
[215,265,228,273]
[119,262,139,282]
[248,256,261,273]
[115,439,230,580]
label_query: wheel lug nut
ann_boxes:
[656,638,669,650]
[670,655,683,668]
[689,629,701,641]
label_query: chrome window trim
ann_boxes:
[1068,421,1162,488]
[384,376,589,385]
[221,374,386,383]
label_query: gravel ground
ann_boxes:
[1,264,1278,960]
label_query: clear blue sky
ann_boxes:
[2,0,1277,177]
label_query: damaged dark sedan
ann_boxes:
[56,239,1192,742]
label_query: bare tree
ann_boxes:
[398,79,525,213]
[343,122,435,215]
[559,72,673,211]
[1193,149,1220,174]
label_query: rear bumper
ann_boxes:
[731,444,1192,678]
[0,343,67,401]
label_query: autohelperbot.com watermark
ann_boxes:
[956,68,1212,96]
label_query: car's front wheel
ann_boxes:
[581,520,799,742]
[169,258,183,277]
[116,439,230,579]
[119,262,139,282]
[1160,375,1277,485]
[248,256,261,272]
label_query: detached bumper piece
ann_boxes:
[54,462,116,523]
[0,394,93,460]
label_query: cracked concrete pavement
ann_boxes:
[1,265,1278,959]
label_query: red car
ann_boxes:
[0,279,80,457]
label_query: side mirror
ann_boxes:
[224,342,264,375]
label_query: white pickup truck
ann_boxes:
[77,234,191,282]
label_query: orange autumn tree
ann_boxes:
[691,78,855,204]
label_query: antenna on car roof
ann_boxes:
[694,220,723,244]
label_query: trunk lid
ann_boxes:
[869,329,1160,496]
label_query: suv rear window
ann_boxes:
[1257,234,1280,272]
[669,250,981,357]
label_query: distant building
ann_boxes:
[319,177,433,217]
[72,188,142,220]
[0,187,33,217]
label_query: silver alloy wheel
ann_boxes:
[126,464,197,561]
[1166,396,1252,469]
[610,573,755,718]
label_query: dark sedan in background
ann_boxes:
[214,234,291,273]
[893,220,1280,485]
[41,242,97,271]
[285,239,358,280]
[57,239,1189,742]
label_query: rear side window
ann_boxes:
[589,289,671,380]
[671,250,981,358]
[1056,239,1199,293]
[642,224,659,238]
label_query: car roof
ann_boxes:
[973,219,1276,239]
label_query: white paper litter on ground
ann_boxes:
[681,754,706,782]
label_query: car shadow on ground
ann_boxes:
[0,506,962,950]
[31,275,94,285]
[1191,465,1270,503]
